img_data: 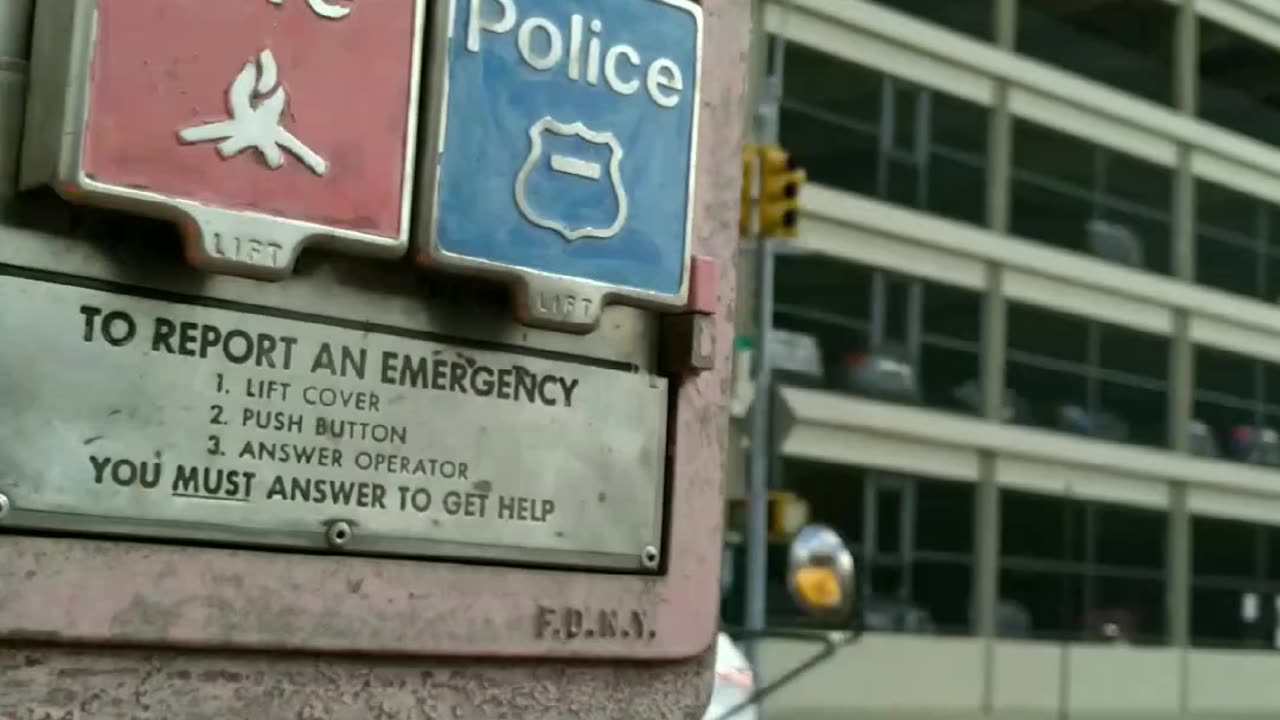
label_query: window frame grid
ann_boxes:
[759,0,1280,658]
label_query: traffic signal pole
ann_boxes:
[743,29,787,690]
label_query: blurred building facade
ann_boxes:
[726,1,1280,718]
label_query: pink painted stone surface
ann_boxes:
[0,0,748,715]
[81,0,417,237]
[689,255,719,315]
[0,646,714,719]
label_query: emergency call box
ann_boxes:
[2,0,724,663]
[417,0,703,332]
[21,0,425,278]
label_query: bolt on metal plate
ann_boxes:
[641,545,660,569]
[326,519,354,548]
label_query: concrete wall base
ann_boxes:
[0,645,713,719]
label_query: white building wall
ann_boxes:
[762,636,1276,719]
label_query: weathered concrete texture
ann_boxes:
[0,645,713,720]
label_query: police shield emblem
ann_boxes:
[514,117,629,242]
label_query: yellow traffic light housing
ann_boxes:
[738,144,806,239]
[768,490,810,541]
[758,145,806,239]
[740,146,757,236]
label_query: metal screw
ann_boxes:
[0,493,9,520]
[641,545,660,569]
[325,520,353,549]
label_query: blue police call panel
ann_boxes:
[433,0,702,299]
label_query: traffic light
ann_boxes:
[768,490,810,541]
[740,145,757,236]
[757,145,806,239]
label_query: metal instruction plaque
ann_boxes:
[417,0,704,331]
[20,0,425,278]
[0,274,668,572]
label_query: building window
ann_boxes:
[779,40,988,226]
[1006,303,1169,448]
[1192,346,1280,463]
[870,0,991,40]
[783,461,975,635]
[1012,119,1173,275]
[922,283,982,412]
[772,254,982,415]
[1018,0,1175,106]
[1200,20,1280,151]
[1192,515,1280,649]
[772,253,872,391]
[1197,179,1280,303]
[1001,489,1167,643]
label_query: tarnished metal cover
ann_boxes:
[417,0,703,331]
[0,273,667,571]
[19,0,425,278]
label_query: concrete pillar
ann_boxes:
[1170,2,1198,712]
[977,2,1015,713]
